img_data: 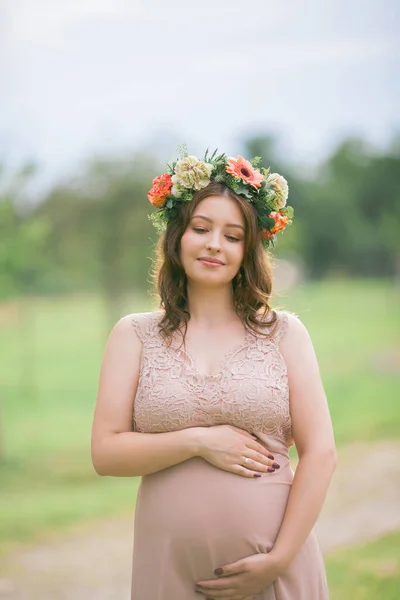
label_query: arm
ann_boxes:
[269,313,337,569]
[91,315,200,477]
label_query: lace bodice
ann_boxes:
[131,311,293,447]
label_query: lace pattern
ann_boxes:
[131,311,292,445]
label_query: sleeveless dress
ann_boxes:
[130,311,329,600]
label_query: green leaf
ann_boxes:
[209,148,219,162]
[283,205,294,219]
[180,191,193,202]
[261,166,271,177]
[166,161,176,174]
[213,172,226,183]
[236,184,254,200]
[149,211,168,234]
[260,216,276,229]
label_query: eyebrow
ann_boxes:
[191,214,245,231]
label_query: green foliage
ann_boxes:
[243,133,400,277]
[30,152,158,304]
[235,183,253,199]
[0,132,399,301]
[326,530,400,600]
[281,205,294,219]
[0,165,52,297]
[148,210,167,234]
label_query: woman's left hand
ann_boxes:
[195,552,282,599]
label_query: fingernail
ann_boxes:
[273,462,280,469]
[268,454,275,459]
[254,473,262,478]
[267,467,275,472]
[214,567,224,575]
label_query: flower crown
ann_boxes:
[147,147,294,247]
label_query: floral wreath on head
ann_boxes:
[147,145,294,248]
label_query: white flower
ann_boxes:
[172,156,213,191]
[266,173,289,209]
[171,183,184,198]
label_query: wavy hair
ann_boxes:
[152,182,278,343]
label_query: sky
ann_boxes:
[1,0,399,195]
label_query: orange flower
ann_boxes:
[226,156,264,189]
[261,211,289,240]
[147,173,173,208]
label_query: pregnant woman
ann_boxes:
[91,149,337,599]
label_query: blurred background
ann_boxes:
[0,1,399,598]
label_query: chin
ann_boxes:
[187,272,234,287]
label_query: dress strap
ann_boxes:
[131,311,161,343]
[264,310,290,345]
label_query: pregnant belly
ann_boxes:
[133,455,293,581]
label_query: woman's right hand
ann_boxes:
[195,425,280,477]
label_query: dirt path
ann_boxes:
[1,440,399,600]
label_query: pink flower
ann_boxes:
[226,156,264,189]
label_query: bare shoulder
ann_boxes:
[275,310,314,351]
[277,311,319,369]
[110,313,137,336]
[280,311,310,338]
[97,314,147,399]
[285,311,308,335]
[105,313,146,353]
[257,309,307,345]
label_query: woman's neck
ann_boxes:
[185,283,238,327]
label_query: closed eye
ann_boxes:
[192,227,241,243]
[192,227,240,242]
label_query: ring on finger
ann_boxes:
[243,456,249,465]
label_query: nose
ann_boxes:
[205,237,221,252]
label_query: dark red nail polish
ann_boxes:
[214,567,224,575]
[254,473,262,478]
[268,454,275,459]
[267,467,275,472]
[273,462,280,469]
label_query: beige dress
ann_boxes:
[131,311,329,599]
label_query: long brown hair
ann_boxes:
[152,182,278,342]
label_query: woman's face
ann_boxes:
[180,195,246,287]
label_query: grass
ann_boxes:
[0,278,399,552]
[326,530,400,600]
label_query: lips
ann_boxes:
[198,257,224,265]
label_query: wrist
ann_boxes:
[182,427,207,458]
[267,549,291,574]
